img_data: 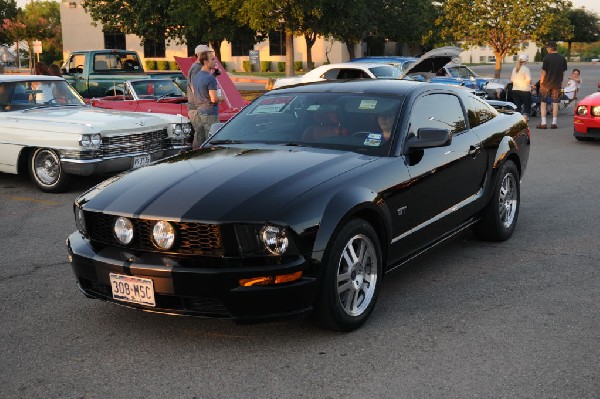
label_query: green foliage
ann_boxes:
[294,61,303,72]
[277,62,286,72]
[156,60,169,70]
[145,60,157,70]
[260,61,271,72]
[566,8,600,43]
[0,0,18,46]
[437,0,573,77]
[242,60,252,72]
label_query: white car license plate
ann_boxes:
[109,273,155,307]
[133,154,151,168]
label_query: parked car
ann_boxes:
[0,75,192,192]
[402,46,498,94]
[91,78,244,123]
[62,49,186,98]
[67,79,530,331]
[574,92,600,141]
[272,62,400,89]
[349,56,418,74]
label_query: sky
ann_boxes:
[14,0,600,16]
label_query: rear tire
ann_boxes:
[473,160,520,241]
[313,219,382,331]
[29,148,70,193]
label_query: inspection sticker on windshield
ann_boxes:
[250,96,294,114]
[364,133,383,146]
[358,100,378,110]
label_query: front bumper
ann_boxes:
[61,150,170,176]
[573,116,600,136]
[66,232,318,321]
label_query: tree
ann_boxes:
[564,8,600,61]
[0,0,18,46]
[437,0,573,78]
[2,1,62,66]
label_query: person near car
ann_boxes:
[537,41,567,129]
[187,44,210,145]
[48,64,62,77]
[191,49,223,149]
[563,68,582,100]
[511,54,532,121]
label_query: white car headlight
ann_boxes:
[91,134,102,146]
[80,135,91,147]
[80,134,102,148]
[576,106,588,116]
[592,106,600,117]
[173,124,183,136]
[183,123,192,135]
[260,225,289,255]
[152,221,175,250]
[114,217,134,245]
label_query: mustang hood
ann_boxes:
[79,146,376,222]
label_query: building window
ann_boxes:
[269,30,285,56]
[231,41,254,57]
[104,31,126,50]
[480,56,486,63]
[144,38,166,58]
[69,1,76,8]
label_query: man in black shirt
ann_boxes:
[537,41,567,129]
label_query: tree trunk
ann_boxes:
[285,30,294,77]
[494,51,503,78]
[209,40,222,62]
[567,41,572,62]
[346,42,355,60]
[16,41,21,69]
[304,33,316,71]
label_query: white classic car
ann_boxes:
[271,62,400,89]
[0,75,192,192]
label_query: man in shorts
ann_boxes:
[191,49,223,149]
[537,41,567,129]
[187,44,211,145]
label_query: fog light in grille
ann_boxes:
[239,271,302,287]
[152,221,175,250]
[114,217,134,245]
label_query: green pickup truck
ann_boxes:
[61,49,186,98]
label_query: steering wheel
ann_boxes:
[351,131,373,137]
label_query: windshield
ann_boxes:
[0,80,86,111]
[208,92,404,156]
[369,65,401,79]
[128,79,185,99]
[447,65,477,78]
[93,52,142,73]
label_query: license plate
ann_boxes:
[109,273,155,307]
[132,154,151,168]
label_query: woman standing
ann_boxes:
[511,54,532,120]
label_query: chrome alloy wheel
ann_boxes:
[499,173,518,229]
[336,233,378,317]
[33,148,61,186]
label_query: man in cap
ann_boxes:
[190,46,223,149]
[537,41,567,129]
[187,44,214,146]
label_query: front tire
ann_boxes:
[314,219,382,331]
[473,160,520,241]
[29,148,70,193]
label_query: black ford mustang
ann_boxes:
[67,80,530,331]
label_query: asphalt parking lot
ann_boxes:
[0,63,599,398]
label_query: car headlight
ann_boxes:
[114,217,134,245]
[152,221,175,250]
[592,106,600,117]
[80,134,102,148]
[260,225,289,255]
[576,105,588,116]
[183,123,192,135]
[173,124,182,136]
[74,204,86,235]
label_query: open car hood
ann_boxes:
[401,46,463,78]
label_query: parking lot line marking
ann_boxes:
[2,195,62,206]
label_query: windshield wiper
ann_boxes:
[22,103,83,112]
[209,139,245,145]
[157,92,180,101]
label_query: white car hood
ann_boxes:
[3,106,182,136]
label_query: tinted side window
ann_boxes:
[408,93,467,137]
[464,95,497,128]
[322,69,341,80]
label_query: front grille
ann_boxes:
[85,212,224,256]
[102,129,168,157]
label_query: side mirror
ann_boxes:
[407,128,451,149]
[208,122,225,138]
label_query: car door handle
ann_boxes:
[468,145,480,156]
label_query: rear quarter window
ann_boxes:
[464,95,498,128]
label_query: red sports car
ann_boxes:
[574,92,600,141]
[91,78,244,122]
